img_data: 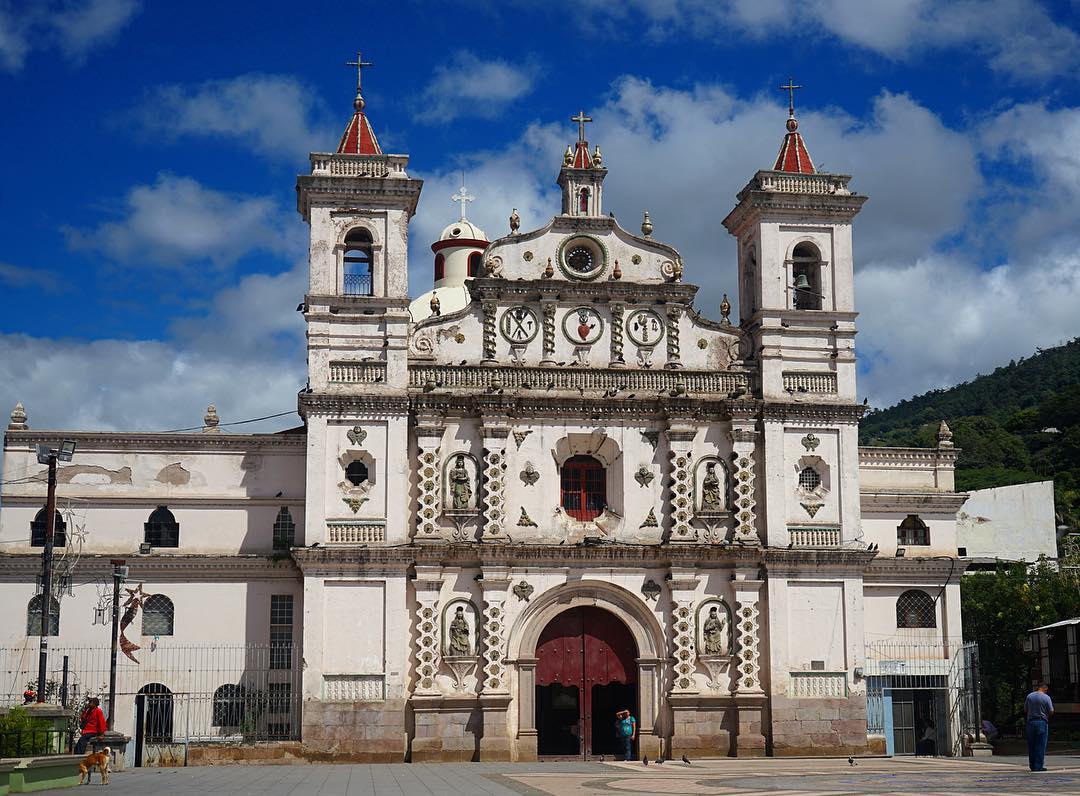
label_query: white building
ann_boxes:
[1,67,982,763]
[957,481,1057,567]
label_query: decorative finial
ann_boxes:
[8,402,27,431]
[203,404,221,433]
[430,292,441,316]
[937,420,954,447]
[612,259,622,280]
[720,293,731,324]
[780,77,802,131]
[450,172,474,222]
[543,257,553,279]
[593,145,602,166]
[641,210,653,237]
[571,109,593,142]
[345,50,374,111]
[509,208,520,234]
[563,145,573,166]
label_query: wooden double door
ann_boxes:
[535,606,638,759]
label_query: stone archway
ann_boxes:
[508,580,665,760]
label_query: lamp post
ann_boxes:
[34,440,76,703]
[107,560,127,730]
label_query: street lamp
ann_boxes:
[33,439,76,704]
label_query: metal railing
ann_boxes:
[0,728,74,757]
[343,272,372,296]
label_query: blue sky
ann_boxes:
[1,0,1080,432]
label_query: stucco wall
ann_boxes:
[957,480,1056,562]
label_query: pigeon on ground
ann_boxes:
[682,754,691,766]
[655,757,664,764]
[848,756,857,767]
[642,755,649,766]
[598,755,604,762]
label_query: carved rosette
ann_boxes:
[734,600,762,693]
[609,302,625,366]
[667,429,698,542]
[481,430,510,541]
[415,436,442,541]
[481,301,497,363]
[671,600,697,692]
[731,427,759,544]
[665,306,682,369]
[479,571,511,693]
[541,301,556,364]
[415,596,441,694]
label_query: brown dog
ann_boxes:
[78,750,110,785]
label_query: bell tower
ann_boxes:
[557,110,606,217]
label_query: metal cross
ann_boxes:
[346,50,374,92]
[450,173,474,221]
[780,77,802,116]
[571,110,593,142]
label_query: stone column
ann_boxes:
[732,568,766,757]
[479,567,513,760]
[609,302,626,368]
[666,424,698,543]
[480,422,511,541]
[481,301,498,365]
[540,297,556,366]
[730,418,760,545]
[636,657,663,759]
[668,569,700,694]
[665,305,682,369]
[414,416,444,542]
[515,657,539,760]
[413,567,443,695]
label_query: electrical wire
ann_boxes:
[155,410,298,433]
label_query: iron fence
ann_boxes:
[0,729,74,757]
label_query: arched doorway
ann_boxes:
[535,606,637,759]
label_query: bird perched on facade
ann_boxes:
[682,754,691,766]
[509,208,520,234]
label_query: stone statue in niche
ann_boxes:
[448,605,472,656]
[701,462,723,512]
[448,455,473,510]
[702,605,728,656]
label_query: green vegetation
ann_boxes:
[0,706,60,756]
[860,337,1080,529]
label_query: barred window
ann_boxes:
[272,507,295,550]
[144,506,179,548]
[270,595,294,670]
[212,684,246,727]
[896,589,936,629]
[345,461,369,486]
[798,466,821,491]
[26,594,59,636]
[268,682,291,714]
[142,594,174,636]
[897,514,930,546]
[30,508,66,547]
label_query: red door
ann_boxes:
[535,606,637,758]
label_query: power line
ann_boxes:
[155,410,298,434]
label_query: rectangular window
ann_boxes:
[270,594,293,670]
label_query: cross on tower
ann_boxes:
[780,77,802,117]
[450,173,474,221]
[571,110,593,142]
[346,50,374,92]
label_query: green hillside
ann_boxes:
[860,338,1080,527]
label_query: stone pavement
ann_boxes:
[41,755,1080,795]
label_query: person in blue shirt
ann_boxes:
[615,709,636,762]
[1024,682,1054,772]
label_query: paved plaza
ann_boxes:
[43,755,1080,795]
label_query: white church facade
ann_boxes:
[0,66,974,762]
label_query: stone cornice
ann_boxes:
[762,547,878,576]
[860,491,969,513]
[0,495,305,508]
[0,553,301,582]
[304,293,412,312]
[864,557,968,584]
[859,445,960,467]
[3,430,304,453]
[298,392,411,416]
[761,402,866,423]
[466,277,699,305]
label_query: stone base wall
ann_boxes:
[410,696,513,762]
[188,742,307,766]
[668,695,766,758]
[770,694,871,756]
[301,699,407,762]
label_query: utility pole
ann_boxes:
[107,560,126,730]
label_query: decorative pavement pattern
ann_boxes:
[39,755,1080,795]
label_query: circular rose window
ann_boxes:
[566,246,593,274]
[558,236,606,280]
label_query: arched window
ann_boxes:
[138,683,173,742]
[798,466,821,491]
[30,507,66,548]
[144,506,179,548]
[212,684,247,727]
[142,594,174,636]
[345,461,369,486]
[273,507,295,550]
[792,242,823,310]
[898,514,930,546]
[26,594,59,636]
[896,590,936,629]
[579,187,590,214]
[561,455,606,521]
[468,252,483,278]
[343,228,373,296]
[434,253,445,282]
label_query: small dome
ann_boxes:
[439,218,487,242]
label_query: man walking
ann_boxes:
[74,697,107,755]
[615,708,636,762]
[1025,682,1054,772]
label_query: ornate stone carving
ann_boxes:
[347,426,367,445]
[517,507,537,527]
[610,302,625,366]
[444,601,476,657]
[699,460,725,512]
[481,302,497,363]
[415,593,441,693]
[203,404,220,433]
[416,444,442,540]
[481,596,508,691]
[447,454,474,510]
[735,600,762,693]
[801,502,823,518]
[631,254,641,265]
[562,306,603,345]
[522,250,532,261]
[698,601,731,657]
[730,424,759,545]
[510,209,520,234]
[512,580,534,602]
[671,601,696,691]
[668,449,695,541]
[665,306,682,369]
[500,307,539,344]
[641,579,661,602]
[937,420,954,447]
[627,309,665,348]
[640,508,659,528]
[481,433,509,541]
[541,302,556,363]
[484,254,503,277]
[642,431,660,450]
[513,430,532,449]
[801,433,820,452]
[634,465,655,488]
[8,402,28,431]
[342,496,368,514]
[720,293,731,323]
[519,462,539,486]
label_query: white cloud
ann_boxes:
[0,263,65,293]
[0,264,306,433]
[414,51,537,123]
[0,0,139,72]
[576,0,1079,79]
[131,73,338,161]
[67,174,304,268]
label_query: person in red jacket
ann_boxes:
[75,697,107,754]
